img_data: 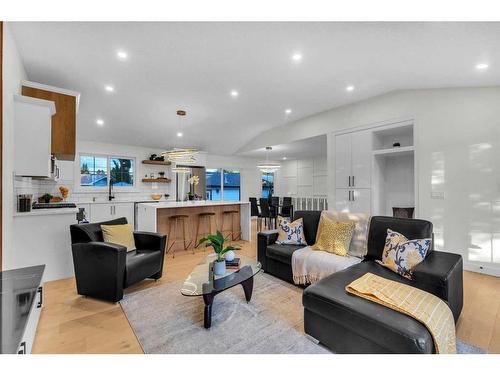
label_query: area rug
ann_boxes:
[120,273,485,354]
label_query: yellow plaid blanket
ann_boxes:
[346,273,456,354]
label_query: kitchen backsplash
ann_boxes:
[14,163,175,206]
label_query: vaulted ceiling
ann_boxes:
[9,22,500,155]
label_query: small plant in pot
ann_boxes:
[40,193,53,204]
[198,231,240,276]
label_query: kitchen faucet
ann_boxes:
[109,177,115,201]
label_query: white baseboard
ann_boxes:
[463,261,500,277]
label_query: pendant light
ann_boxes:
[257,146,281,173]
[162,110,198,173]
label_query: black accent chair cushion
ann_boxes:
[70,217,167,302]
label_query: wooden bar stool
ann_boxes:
[221,210,241,242]
[166,215,193,258]
[195,212,218,250]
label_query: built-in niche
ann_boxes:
[371,122,416,217]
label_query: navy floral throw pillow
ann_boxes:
[376,229,431,279]
[275,216,306,245]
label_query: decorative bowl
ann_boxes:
[151,194,162,201]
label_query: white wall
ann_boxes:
[275,157,327,198]
[2,24,28,269]
[14,140,264,204]
[242,87,500,275]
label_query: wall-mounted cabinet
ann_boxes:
[333,120,416,216]
[21,81,80,161]
[334,130,371,189]
[14,95,56,177]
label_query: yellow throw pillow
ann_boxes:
[101,224,136,251]
[312,216,355,256]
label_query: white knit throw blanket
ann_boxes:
[291,246,362,285]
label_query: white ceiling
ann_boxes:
[241,135,327,160]
[9,22,500,155]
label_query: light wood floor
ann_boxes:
[32,221,500,354]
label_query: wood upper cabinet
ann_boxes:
[21,81,80,161]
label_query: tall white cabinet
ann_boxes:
[334,129,372,213]
[333,120,416,216]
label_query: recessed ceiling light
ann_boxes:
[282,157,287,160]
[177,132,183,137]
[116,50,128,60]
[346,85,355,92]
[475,63,489,70]
[292,53,302,62]
[285,108,292,114]
[230,90,239,97]
[96,119,104,126]
[105,85,115,93]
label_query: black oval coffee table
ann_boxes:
[181,254,262,328]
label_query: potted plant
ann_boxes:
[40,193,53,203]
[198,231,240,276]
[158,171,166,179]
[187,175,199,200]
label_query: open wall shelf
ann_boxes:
[373,145,415,157]
[371,122,416,217]
[142,160,172,166]
[142,178,171,183]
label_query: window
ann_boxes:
[223,170,241,201]
[206,168,222,200]
[79,155,135,188]
[261,172,274,198]
[80,155,108,186]
[206,168,241,201]
[110,158,134,187]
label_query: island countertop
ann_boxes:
[137,200,249,209]
[136,200,251,242]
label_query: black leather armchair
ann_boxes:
[70,217,167,302]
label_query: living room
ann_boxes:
[1,1,499,373]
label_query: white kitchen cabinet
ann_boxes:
[114,203,135,227]
[351,189,371,214]
[14,95,56,177]
[350,131,372,189]
[335,188,371,214]
[335,189,350,212]
[89,203,114,223]
[334,130,371,189]
[88,202,134,227]
[334,133,351,189]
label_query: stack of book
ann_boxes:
[225,258,241,269]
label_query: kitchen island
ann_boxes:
[136,201,251,245]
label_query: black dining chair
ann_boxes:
[281,197,293,220]
[270,196,280,218]
[259,198,276,230]
[249,197,262,231]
